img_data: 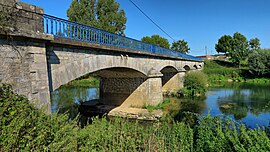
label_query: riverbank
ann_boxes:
[1,83,269,151]
[203,60,270,85]
[65,76,99,87]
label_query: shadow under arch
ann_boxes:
[183,65,191,71]
[93,67,148,106]
[160,66,178,86]
[78,67,148,118]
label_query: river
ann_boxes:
[51,83,270,128]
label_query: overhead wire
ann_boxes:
[128,0,175,42]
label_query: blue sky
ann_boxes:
[21,0,270,56]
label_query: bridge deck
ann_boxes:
[43,14,202,61]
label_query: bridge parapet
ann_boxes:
[43,14,202,61]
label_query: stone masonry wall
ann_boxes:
[0,0,52,112]
[0,0,44,33]
[0,37,51,112]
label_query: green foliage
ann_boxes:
[141,34,170,49]
[0,1,18,32]
[229,32,249,67]
[0,84,78,151]
[67,0,127,34]
[249,38,261,51]
[171,39,190,54]
[215,32,252,67]
[66,76,100,87]
[203,60,258,83]
[144,98,171,112]
[203,60,243,81]
[248,49,270,76]
[195,115,270,152]
[182,71,208,96]
[215,35,234,54]
[1,83,269,151]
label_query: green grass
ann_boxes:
[143,98,171,112]
[204,60,270,84]
[65,76,99,87]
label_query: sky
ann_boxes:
[20,0,270,56]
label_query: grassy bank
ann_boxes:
[203,60,270,85]
[1,83,269,151]
[65,76,99,87]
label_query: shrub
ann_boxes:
[182,71,208,96]
[0,84,77,151]
[248,49,270,76]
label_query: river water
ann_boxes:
[51,83,270,128]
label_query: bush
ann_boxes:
[0,84,78,151]
[182,71,208,96]
[248,49,270,76]
[195,115,270,152]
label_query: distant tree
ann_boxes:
[141,35,170,49]
[67,0,127,34]
[229,32,249,67]
[248,49,270,76]
[171,40,190,54]
[215,35,234,54]
[249,38,261,51]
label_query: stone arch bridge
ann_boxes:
[0,0,203,113]
[47,40,203,109]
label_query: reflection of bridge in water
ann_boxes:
[0,0,203,114]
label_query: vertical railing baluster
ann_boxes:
[55,19,57,35]
[50,19,53,34]
[97,31,101,43]
[45,18,48,33]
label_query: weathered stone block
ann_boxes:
[28,46,45,54]
[33,54,46,63]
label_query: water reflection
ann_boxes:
[204,83,270,128]
[51,86,99,119]
[172,96,207,127]
[51,83,270,128]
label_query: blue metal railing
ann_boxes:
[43,14,202,61]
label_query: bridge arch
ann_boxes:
[183,65,191,71]
[48,53,149,91]
[160,66,178,86]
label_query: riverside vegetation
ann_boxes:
[2,78,270,151]
[203,58,270,86]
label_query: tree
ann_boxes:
[229,32,249,67]
[248,49,270,76]
[141,35,170,49]
[171,40,190,54]
[249,38,260,51]
[215,35,234,54]
[215,32,249,67]
[67,0,127,34]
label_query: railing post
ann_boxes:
[151,45,156,54]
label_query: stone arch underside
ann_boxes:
[94,67,149,107]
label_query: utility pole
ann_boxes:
[205,46,207,56]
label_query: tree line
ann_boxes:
[216,32,270,76]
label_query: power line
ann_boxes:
[128,0,175,41]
